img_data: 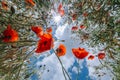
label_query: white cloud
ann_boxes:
[72,66,78,73]
[34,23,113,80]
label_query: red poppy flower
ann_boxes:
[71,26,78,31]
[25,0,35,6]
[80,25,85,29]
[56,44,66,57]
[59,10,65,16]
[58,3,63,11]
[35,33,54,53]
[1,1,8,10]
[46,27,52,33]
[31,26,43,37]
[83,12,88,17]
[2,25,19,42]
[72,14,77,20]
[72,47,89,59]
[98,53,105,59]
[58,3,65,16]
[88,55,94,60]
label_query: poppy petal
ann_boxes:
[46,27,52,33]
[31,26,43,37]
[3,25,19,42]
[35,33,54,53]
[72,47,89,59]
[88,55,94,60]
[98,53,105,59]
[1,1,8,10]
[59,10,65,16]
[58,3,65,16]
[25,0,35,6]
[58,3,63,11]
[56,44,66,57]
[80,25,85,29]
[72,14,77,20]
[71,26,78,31]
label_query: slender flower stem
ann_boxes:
[55,52,67,80]
[62,67,67,80]
[57,39,65,42]
[76,59,80,80]
[0,40,37,44]
[53,49,71,80]
[23,47,36,60]
[17,40,37,42]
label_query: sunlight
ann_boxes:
[53,15,61,23]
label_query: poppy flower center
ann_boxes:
[4,35,11,39]
[56,48,62,53]
[43,41,47,45]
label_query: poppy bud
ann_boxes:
[98,53,105,59]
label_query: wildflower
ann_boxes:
[72,13,77,20]
[72,47,89,59]
[58,3,65,16]
[31,26,43,37]
[46,27,52,33]
[1,1,8,10]
[35,33,54,53]
[98,53,105,59]
[2,25,19,42]
[56,44,66,57]
[80,25,85,29]
[71,26,78,31]
[88,55,94,60]
[58,3,63,11]
[59,10,65,16]
[83,12,88,17]
[25,0,35,6]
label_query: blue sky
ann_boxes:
[28,22,113,80]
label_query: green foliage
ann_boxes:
[0,0,120,80]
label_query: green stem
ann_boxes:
[53,49,71,80]
[62,67,67,80]
[0,40,37,44]
[57,39,65,42]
